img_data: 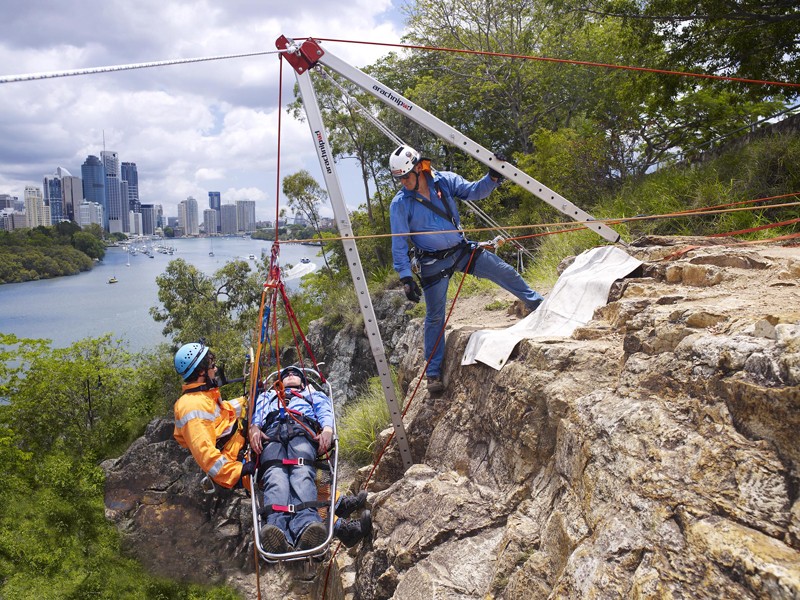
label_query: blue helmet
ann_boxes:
[279,365,307,386]
[174,342,209,380]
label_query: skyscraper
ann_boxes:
[208,191,220,211]
[203,209,218,236]
[81,155,106,229]
[235,199,256,233]
[121,162,140,214]
[59,169,83,223]
[140,204,156,235]
[220,204,238,235]
[208,191,221,233]
[178,196,199,236]
[43,174,63,223]
[102,151,127,233]
[24,186,50,228]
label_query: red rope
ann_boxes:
[709,216,800,238]
[274,56,284,244]
[363,248,480,487]
[322,541,342,599]
[310,37,800,90]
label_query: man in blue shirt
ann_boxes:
[389,145,544,393]
[249,366,370,553]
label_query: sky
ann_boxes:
[0,0,409,222]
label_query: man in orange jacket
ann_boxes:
[173,342,254,489]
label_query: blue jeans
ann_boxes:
[261,421,320,547]
[420,246,543,378]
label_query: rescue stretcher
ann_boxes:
[250,365,339,563]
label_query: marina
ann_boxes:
[0,237,322,352]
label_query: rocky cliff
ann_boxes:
[103,237,800,599]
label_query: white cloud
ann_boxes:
[0,0,407,221]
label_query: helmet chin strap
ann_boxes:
[411,170,421,192]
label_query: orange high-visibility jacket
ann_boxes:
[174,385,247,489]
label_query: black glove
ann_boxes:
[240,460,256,477]
[214,361,228,387]
[488,152,508,181]
[401,276,421,303]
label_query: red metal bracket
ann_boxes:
[275,36,325,74]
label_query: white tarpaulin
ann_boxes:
[461,245,642,370]
[283,262,317,281]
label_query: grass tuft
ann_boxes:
[337,376,393,464]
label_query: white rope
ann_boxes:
[0,49,285,85]
[462,199,537,263]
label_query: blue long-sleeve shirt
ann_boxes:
[390,169,499,280]
[251,386,334,431]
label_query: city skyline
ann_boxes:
[0,2,406,223]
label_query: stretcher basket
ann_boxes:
[251,366,338,563]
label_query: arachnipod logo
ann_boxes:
[372,85,413,111]
[314,130,332,174]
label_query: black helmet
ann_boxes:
[279,365,307,386]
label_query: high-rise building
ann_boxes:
[44,167,82,224]
[208,191,221,211]
[43,173,64,223]
[77,201,104,228]
[0,194,16,210]
[0,208,26,231]
[129,210,143,236]
[102,151,127,233]
[178,196,199,236]
[60,171,83,222]
[24,185,50,227]
[220,204,238,234]
[154,204,164,231]
[81,155,107,230]
[203,209,218,236]
[235,199,256,233]
[140,204,156,236]
[121,162,140,214]
[208,191,221,233]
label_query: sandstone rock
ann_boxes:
[105,241,800,599]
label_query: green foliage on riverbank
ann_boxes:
[0,224,104,284]
[0,333,241,599]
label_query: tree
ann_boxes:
[570,0,800,90]
[72,231,106,260]
[282,170,333,272]
[150,258,262,358]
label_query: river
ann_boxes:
[0,237,323,353]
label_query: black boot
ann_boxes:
[335,490,368,518]
[334,510,372,548]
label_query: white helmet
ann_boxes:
[389,145,420,178]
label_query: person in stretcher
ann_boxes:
[249,365,371,553]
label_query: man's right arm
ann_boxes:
[248,391,271,454]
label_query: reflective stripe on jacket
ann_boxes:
[173,386,247,489]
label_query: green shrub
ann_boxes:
[337,377,392,464]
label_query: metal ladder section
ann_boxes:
[284,41,414,471]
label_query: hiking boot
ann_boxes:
[427,376,445,394]
[509,298,542,318]
[297,521,328,550]
[260,524,291,554]
[334,510,372,548]
[335,490,368,518]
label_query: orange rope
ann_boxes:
[275,197,800,246]
[310,37,800,90]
